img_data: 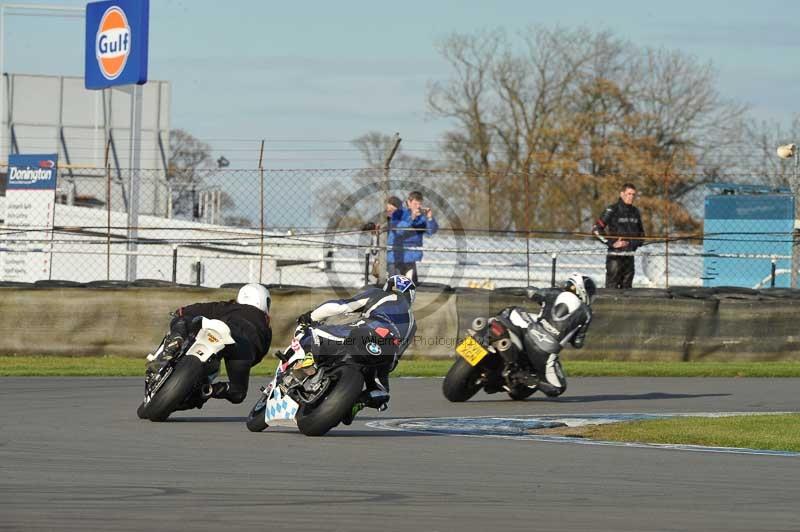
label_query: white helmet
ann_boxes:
[564,273,596,305]
[236,283,271,313]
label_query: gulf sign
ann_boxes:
[7,154,59,190]
[85,0,149,89]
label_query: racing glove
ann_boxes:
[296,310,313,325]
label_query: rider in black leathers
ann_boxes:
[156,283,272,407]
[489,273,595,397]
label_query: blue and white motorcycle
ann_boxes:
[246,323,384,436]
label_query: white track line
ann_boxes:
[366,412,800,457]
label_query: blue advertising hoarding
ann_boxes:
[7,154,58,190]
[703,185,794,288]
[84,0,149,89]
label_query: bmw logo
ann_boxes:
[366,342,382,355]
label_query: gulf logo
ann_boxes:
[95,6,131,80]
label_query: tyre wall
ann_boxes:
[0,284,798,360]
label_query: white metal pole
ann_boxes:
[1,5,6,163]
[125,84,143,281]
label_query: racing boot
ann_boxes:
[201,382,230,400]
[341,401,364,426]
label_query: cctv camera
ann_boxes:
[777,144,796,160]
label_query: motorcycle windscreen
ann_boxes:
[265,386,299,425]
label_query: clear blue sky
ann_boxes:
[2,0,799,171]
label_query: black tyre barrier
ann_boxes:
[668,286,716,299]
[33,280,84,288]
[416,282,455,292]
[131,279,179,287]
[494,286,529,296]
[84,280,132,288]
[758,288,800,299]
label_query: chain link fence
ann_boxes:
[0,166,794,289]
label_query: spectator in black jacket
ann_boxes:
[592,183,645,289]
[160,283,272,407]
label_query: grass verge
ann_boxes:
[555,414,800,453]
[2,356,800,377]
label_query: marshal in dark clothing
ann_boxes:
[592,184,645,289]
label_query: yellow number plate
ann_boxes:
[455,336,489,366]
[296,354,315,369]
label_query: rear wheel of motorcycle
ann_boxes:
[246,394,269,432]
[442,358,485,402]
[296,366,364,437]
[141,356,203,422]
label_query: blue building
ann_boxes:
[703,184,794,288]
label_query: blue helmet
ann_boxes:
[383,274,416,305]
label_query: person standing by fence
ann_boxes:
[387,191,438,284]
[592,183,645,289]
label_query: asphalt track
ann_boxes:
[1,376,799,532]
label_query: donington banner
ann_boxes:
[2,154,58,282]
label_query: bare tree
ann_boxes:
[427,26,748,235]
[743,115,800,192]
[314,131,435,231]
[167,129,247,225]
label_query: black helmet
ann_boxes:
[564,273,596,305]
[383,274,416,305]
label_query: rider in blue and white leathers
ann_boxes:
[291,275,417,412]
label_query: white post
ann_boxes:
[1,5,6,163]
[125,84,143,281]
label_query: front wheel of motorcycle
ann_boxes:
[296,365,364,437]
[442,358,486,402]
[245,393,269,432]
[140,356,204,422]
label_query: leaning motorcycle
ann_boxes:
[443,314,553,402]
[136,317,235,422]
[246,323,388,436]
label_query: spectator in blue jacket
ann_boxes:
[387,191,438,284]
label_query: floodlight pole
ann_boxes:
[0,4,83,160]
[119,84,143,281]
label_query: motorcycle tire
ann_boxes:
[140,356,204,422]
[442,358,485,402]
[246,394,269,432]
[296,365,364,437]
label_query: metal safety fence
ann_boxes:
[0,166,795,289]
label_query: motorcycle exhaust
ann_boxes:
[494,338,512,352]
[471,317,487,332]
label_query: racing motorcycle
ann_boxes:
[136,317,235,422]
[246,323,390,436]
[443,313,555,402]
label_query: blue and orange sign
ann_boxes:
[85,0,149,89]
[7,154,59,190]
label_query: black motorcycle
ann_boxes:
[443,315,557,402]
[136,317,235,422]
[246,323,393,436]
